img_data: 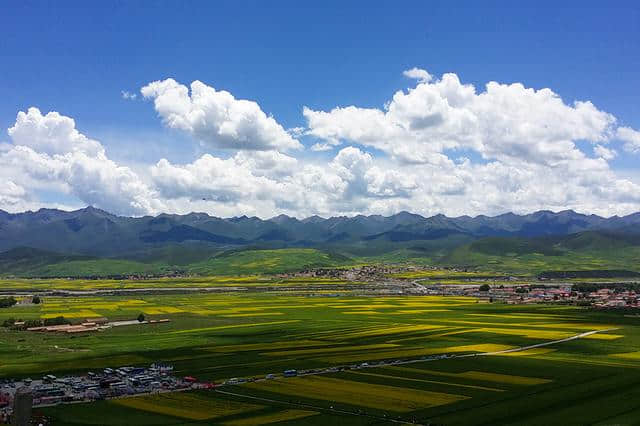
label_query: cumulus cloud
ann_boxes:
[617,126,640,153]
[310,142,334,152]
[8,107,104,156]
[0,180,27,208]
[141,78,302,152]
[2,70,640,218]
[305,72,619,167]
[151,154,283,203]
[2,108,161,216]
[403,67,433,83]
[594,144,617,161]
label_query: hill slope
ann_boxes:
[2,207,640,277]
[443,230,640,274]
[2,207,640,258]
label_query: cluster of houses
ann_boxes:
[285,265,402,280]
[421,283,640,308]
[24,317,171,334]
[586,288,640,308]
[0,364,202,421]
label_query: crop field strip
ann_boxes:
[111,392,264,420]
[221,409,320,425]
[3,288,640,425]
[346,370,506,392]
[244,375,470,412]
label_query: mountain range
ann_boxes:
[1,206,640,255]
[1,207,640,277]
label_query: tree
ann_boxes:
[0,297,17,308]
[24,319,42,329]
[44,316,69,326]
[479,284,490,292]
[32,295,41,304]
[137,313,145,322]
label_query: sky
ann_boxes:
[1,1,640,218]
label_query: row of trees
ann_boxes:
[2,316,70,329]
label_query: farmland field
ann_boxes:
[0,284,639,424]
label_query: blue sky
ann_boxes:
[1,1,639,217]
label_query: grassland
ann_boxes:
[0,248,355,278]
[5,241,640,279]
[0,286,633,425]
[444,244,640,274]
[0,262,634,424]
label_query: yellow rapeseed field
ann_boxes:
[348,371,504,392]
[263,343,399,357]
[493,348,557,357]
[245,376,468,412]
[611,351,640,360]
[321,343,514,363]
[208,340,331,353]
[171,320,300,334]
[221,312,284,318]
[333,324,444,340]
[112,392,262,420]
[583,333,623,340]
[222,409,319,425]
[41,310,99,319]
[386,366,550,385]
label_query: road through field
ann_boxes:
[217,328,619,425]
[467,328,620,357]
[215,388,421,425]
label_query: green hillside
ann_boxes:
[0,247,353,278]
[443,231,640,274]
[186,248,353,275]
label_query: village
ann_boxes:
[418,282,640,308]
[0,363,203,424]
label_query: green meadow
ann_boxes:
[0,289,638,424]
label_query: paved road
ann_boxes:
[215,328,618,425]
[461,328,619,358]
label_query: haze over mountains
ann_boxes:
[2,207,640,258]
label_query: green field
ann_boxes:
[0,248,355,278]
[0,287,638,424]
[4,243,640,279]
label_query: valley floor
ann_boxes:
[0,279,639,425]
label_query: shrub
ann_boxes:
[2,318,16,327]
[0,297,17,308]
[43,316,69,326]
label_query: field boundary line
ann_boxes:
[214,389,422,425]
[467,328,620,357]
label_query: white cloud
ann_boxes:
[151,154,277,202]
[617,126,640,153]
[8,107,104,156]
[121,90,137,100]
[141,78,302,152]
[3,70,640,219]
[594,144,617,161]
[232,150,298,178]
[2,108,161,216]
[403,67,433,83]
[310,142,333,152]
[305,72,618,167]
[0,180,27,208]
